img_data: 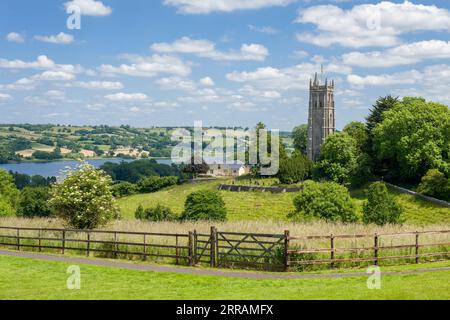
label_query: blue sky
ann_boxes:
[1,0,450,130]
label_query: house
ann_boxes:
[207,163,251,177]
[79,150,96,158]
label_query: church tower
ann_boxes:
[307,73,336,162]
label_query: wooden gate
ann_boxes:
[194,231,213,266]
[215,230,287,271]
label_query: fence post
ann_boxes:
[193,230,197,265]
[62,230,66,255]
[330,234,335,269]
[16,228,20,251]
[374,233,379,266]
[210,227,217,268]
[143,234,147,261]
[38,229,42,252]
[188,231,194,266]
[114,232,118,259]
[175,235,180,265]
[284,230,290,272]
[415,232,420,264]
[86,232,90,257]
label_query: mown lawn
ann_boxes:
[0,255,449,300]
[118,181,450,224]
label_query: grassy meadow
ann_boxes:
[1,255,449,300]
[117,180,450,225]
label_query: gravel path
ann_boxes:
[1,250,449,280]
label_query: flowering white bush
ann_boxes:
[49,163,120,229]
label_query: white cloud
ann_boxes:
[226,63,351,91]
[296,1,450,48]
[0,93,12,101]
[0,55,55,70]
[248,25,278,34]
[151,37,269,61]
[6,32,25,43]
[32,71,75,81]
[65,81,124,90]
[105,92,149,102]
[35,32,74,45]
[45,90,66,99]
[0,78,37,91]
[342,40,450,68]
[99,54,191,77]
[347,70,422,87]
[163,0,295,14]
[155,77,197,91]
[200,76,215,87]
[64,0,112,16]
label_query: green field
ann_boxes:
[118,181,450,224]
[0,255,448,300]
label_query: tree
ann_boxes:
[366,95,399,134]
[314,133,358,184]
[278,152,313,184]
[417,169,449,201]
[18,187,53,217]
[343,122,368,152]
[181,190,227,221]
[363,182,403,226]
[182,157,210,178]
[0,169,19,214]
[49,164,119,229]
[292,124,308,155]
[137,176,179,193]
[373,97,450,182]
[289,181,357,223]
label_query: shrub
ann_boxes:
[112,182,137,197]
[278,153,313,184]
[363,182,403,226]
[417,169,450,201]
[18,187,53,217]
[181,190,227,221]
[137,176,179,193]
[49,164,120,229]
[290,181,357,223]
[135,204,177,221]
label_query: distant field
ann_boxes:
[1,255,449,300]
[117,181,450,225]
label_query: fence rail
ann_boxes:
[0,226,449,272]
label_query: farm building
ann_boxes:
[207,163,251,177]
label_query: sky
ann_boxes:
[1,0,450,131]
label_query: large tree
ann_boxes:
[373,97,450,182]
[314,132,358,184]
[292,124,308,155]
[366,95,400,134]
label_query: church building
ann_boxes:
[307,73,336,162]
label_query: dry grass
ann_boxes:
[1,216,449,237]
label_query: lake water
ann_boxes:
[0,158,173,177]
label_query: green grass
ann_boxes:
[118,181,450,224]
[0,255,448,300]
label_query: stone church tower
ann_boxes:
[307,73,336,161]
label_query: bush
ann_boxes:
[278,153,313,184]
[181,190,227,221]
[290,181,357,223]
[112,182,137,197]
[135,204,177,221]
[417,169,450,201]
[137,176,179,193]
[363,182,403,226]
[18,187,53,217]
[49,164,119,229]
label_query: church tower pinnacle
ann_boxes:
[307,73,336,161]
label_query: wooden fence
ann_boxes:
[0,226,449,272]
